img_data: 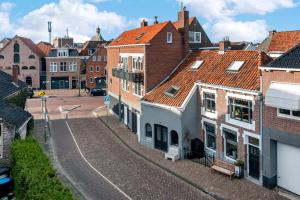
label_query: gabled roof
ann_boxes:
[172,17,195,29]
[143,50,270,107]
[37,41,53,56]
[0,70,28,100]
[267,30,300,52]
[265,43,300,69]
[0,100,31,129]
[109,21,170,47]
[80,41,107,56]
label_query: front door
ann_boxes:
[154,125,168,152]
[59,80,65,89]
[132,111,137,133]
[249,144,260,179]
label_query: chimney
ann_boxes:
[269,30,276,37]
[12,65,19,85]
[177,6,189,55]
[153,16,159,24]
[140,19,148,28]
[219,36,231,52]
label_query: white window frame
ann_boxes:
[59,62,67,72]
[50,62,58,72]
[57,49,68,57]
[277,108,300,121]
[98,56,101,61]
[167,32,173,44]
[189,31,201,43]
[96,66,100,72]
[92,56,96,62]
[90,66,93,72]
[88,49,93,56]
[132,56,143,71]
[90,77,94,83]
[121,78,129,92]
[204,122,217,153]
[69,62,77,72]
[132,82,143,97]
[221,125,239,162]
[104,56,107,62]
[201,88,217,119]
[120,56,129,71]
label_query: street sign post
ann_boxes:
[38,91,46,97]
[104,95,110,122]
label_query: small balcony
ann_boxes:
[112,67,144,83]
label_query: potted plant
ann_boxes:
[234,160,244,178]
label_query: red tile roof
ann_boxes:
[143,50,270,107]
[268,30,300,52]
[37,42,53,56]
[173,17,195,29]
[109,21,170,46]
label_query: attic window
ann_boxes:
[136,33,145,40]
[164,85,180,97]
[190,60,204,70]
[228,61,245,71]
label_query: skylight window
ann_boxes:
[164,85,180,97]
[136,33,145,40]
[228,61,245,71]
[190,60,204,70]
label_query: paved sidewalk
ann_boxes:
[97,111,286,200]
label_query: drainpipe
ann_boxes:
[259,75,264,184]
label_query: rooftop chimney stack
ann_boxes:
[154,16,159,24]
[178,5,189,55]
[141,19,148,28]
[219,36,231,52]
[12,65,19,85]
[269,30,277,37]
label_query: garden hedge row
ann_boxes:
[11,137,74,200]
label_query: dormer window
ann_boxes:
[167,32,173,44]
[57,49,68,57]
[190,60,204,70]
[164,85,180,97]
[228,61,245,71]
[88,49,94,56]
[136,33,145,40]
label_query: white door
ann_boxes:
[124,106,128,125]
[277,142,300,195]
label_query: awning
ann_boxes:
[265,83,300,110]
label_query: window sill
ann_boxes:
[205,146,216,154]
[277,113,300,121]
[224,155,237,163]
[225,114,255,131]
[201,107,217,119]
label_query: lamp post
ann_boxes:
[79,57,87,97]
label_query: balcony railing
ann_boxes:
[112,67,144,83]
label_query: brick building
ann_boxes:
[260,44,300,195]
[107,7,211,135]
[0,35,46,89]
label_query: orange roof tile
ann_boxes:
[268,30,300,52]
[143,50,269,108]
[109,21,170,46]
[173,17,195,29]
[37,42,53,56]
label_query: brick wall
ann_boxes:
[262,70,300,135]
[0,122,14,168]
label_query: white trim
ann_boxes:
[119,53,144,57]
[203,122,217,153]
[200,87,218,119]
[221,124,239,162]
[277,108,300,121]
[196,82,260,95]
[141,100,181,116]
[220,123,239,140]
[226,92,255,102]
[107,43,150,48]
[260,67,300,72]
[17,117,31,133]
[201,108,218,119]
[243,131,260,145]
[180,84,197,111]
[201,88,217,96]
[201,117,218,129]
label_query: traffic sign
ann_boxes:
[38,91,46,97]
[104,95,110,102]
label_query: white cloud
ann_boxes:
[11,0,130,42]
[0,2,15,34]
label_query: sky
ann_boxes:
[0,0,299,43]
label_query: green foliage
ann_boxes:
[11,137,74,200]
[26,117,35,134]
[235,159,244,167]
[8,90,28,109]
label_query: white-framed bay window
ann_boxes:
[50,62,58,72]
[132,82,143,97]
[132,57,143,71]
[69,62,77,72]
[121,78,129,92]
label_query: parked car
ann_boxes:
[89,88,106,96]
[0,167,14,199]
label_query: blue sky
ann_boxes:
[0,0,299,43]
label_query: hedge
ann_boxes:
[8,90,28,109]
[11,137,74,200]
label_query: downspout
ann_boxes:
[259,74,264,184]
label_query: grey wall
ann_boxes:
[263,126,300,188]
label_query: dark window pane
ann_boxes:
[279,109,290,115]
[292,111,300,117]
[145,123,152,137]
[171,131,178,146]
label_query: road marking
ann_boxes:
[65,121,132,200]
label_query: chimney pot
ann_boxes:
[219,37,231,52]
[140,19,148,27]
[269,30,276,37]
[12,65,19,85]
[154,16,158,24]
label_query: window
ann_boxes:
[121,78,129,92]
[90,77,94,83]
[224,129,238,160]
[167,32,173,43]
[164,85,180,97]
[14,43,19,53]
[229,98,252,123]
[88,49,93,56]
[96,66,100,72]
[145,123,152,138]
[50,62,58,72]
[90,66,93,72]
[29,66,36,70]
[92,56,96,61]
[98,56,101,61]
[228,61,245,71]
[28,54,35,59]
[104,56,107,62]
[190,60,204,70]
[0,55,4,59]
[170,130,178,146]
[13,54,20,63]
[278,108,300,120]
[60,62,67,72]
[133,82,143,96]
[57,49,68,57]
[69,62,77,72]
[204,93,216,113]
[132,57,143,71]
[22,66,28,70]
[205,123,216,150]
[189,31,201,43]
[120,57,129,71]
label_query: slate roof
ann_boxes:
[48,48,79,57]
[143,50,270,107]
[79,41,108,56]
[109,21,170,46]
[265,44,300,69]
[0,70,28,100]
[0,100,31,129]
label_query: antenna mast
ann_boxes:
[48,21,52,43]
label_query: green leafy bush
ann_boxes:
[8,90,28,109]
[11,137,74,200]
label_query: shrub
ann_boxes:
[8,90,28,109]
[11,137,74,200]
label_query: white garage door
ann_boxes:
[277,142,300,196]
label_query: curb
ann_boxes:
[98,116,224,200]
